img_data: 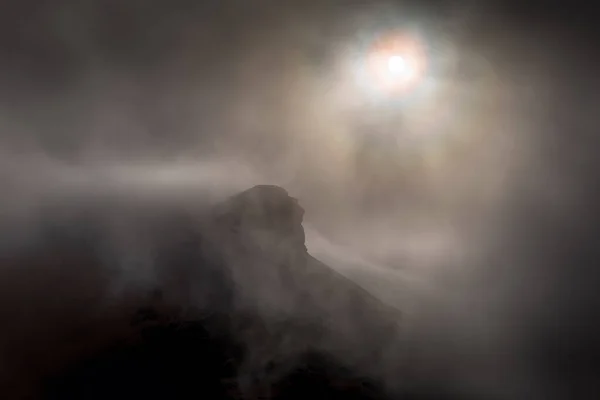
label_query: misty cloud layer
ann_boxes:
[1,0,600,399]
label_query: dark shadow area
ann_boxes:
[1,185,411,399]
[44,311,393,400]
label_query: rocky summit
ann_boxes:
[0,185,404,399]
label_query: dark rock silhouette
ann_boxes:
[0,185,403,399]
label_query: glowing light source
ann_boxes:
[388,55,407,75]
[363,32,427,96]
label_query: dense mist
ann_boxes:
[1,0,599,399]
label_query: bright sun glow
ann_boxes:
[388,55,407,75]
[363,32,427,96]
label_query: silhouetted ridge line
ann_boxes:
[0,184,403,399]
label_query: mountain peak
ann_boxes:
[212,185,306,251]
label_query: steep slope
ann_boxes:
[205,185,403,383]
[0,184,403,399]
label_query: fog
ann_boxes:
[1,0,599,399]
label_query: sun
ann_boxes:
[365,32,426,95]
[387,54,417,82]
[388,55,407,75]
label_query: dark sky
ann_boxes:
[0,0,597,159]
[0,0,596,143]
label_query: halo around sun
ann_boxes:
[365,32,427,95]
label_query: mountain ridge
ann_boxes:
[0,184,404,399]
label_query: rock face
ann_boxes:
[207,185,308,315]
[205,185,402,386]
[0,184,403,399]
[213,185,306,249]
